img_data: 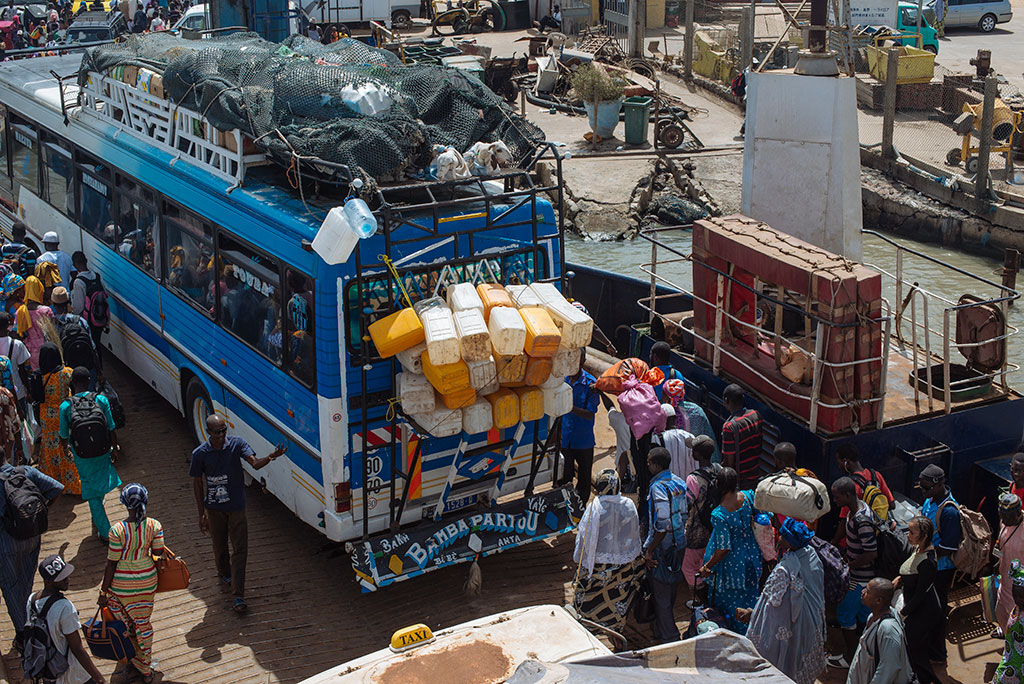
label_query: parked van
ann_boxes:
[301,0,420,29]
[896,1,939,53]
[932,0,1012,32]
[172,3,208,31]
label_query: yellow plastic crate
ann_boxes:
[867,44,935,85]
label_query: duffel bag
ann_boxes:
[82,608,135,663]
[754,471,831,522]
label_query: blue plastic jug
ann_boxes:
[343,197,376,238]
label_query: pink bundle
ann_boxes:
[617,377,663,439]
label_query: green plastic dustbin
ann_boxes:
[623,96,653,145]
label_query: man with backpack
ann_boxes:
[58,367,121,543]
[0,432,63,652]
[24,554,106,684]
[919,464,961,663]
[2,221,38,278]
[828,476,879,670]
[835,443,895,525]
[847,578,916,684]
[643,447,689,643]
[51,287,98,388]
[683,435,719,594]
[0,310,32,419]
[70,252,109,368]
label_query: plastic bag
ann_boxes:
[617,377,662,439]
[339,83,395,116]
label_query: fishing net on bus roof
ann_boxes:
[77,32,544,184]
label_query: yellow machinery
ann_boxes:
[947,98,1024,174]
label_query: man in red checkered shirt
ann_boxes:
[721,384,763,488]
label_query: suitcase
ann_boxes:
[97,380,126,430]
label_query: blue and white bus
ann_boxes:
[0,53,580,590]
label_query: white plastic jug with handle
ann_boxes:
[311,207,360,265]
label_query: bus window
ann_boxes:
[285,268,315,387]
[115,175,159,277]
[164,202,214,316]
[42,137,75,219]
[218,233,282,363]
[9,116,39,197]
[76,152,113,241]
[0,106,11,201]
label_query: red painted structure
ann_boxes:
[692,215,883,434]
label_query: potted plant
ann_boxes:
[571,63,626,141]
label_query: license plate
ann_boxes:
[442,493,478,513]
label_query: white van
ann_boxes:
[172,3,208,31]
[301,0,420,29]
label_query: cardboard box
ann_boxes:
[222,131,260,155]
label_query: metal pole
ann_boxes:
[749,0,757,66]
[808,0,825,52]
[1002,248,1020,306]
[713,273,725,375]
[976,75,998,203]
[942,310,952,413]
[649,240,657,324]
[882,46,900,159]
[809,321,825,433]
[876,316,891,430]
[740,6,753,74]
[684,0,694,81]
[916,0,923,48]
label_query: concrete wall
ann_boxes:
[741,69,863,261]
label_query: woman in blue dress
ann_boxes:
[699,466,763,633]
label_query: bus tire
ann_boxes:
[186,377,213,446]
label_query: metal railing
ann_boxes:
[864,230,1020,415]
[638,225,893,434]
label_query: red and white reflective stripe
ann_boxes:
[353,426,395,453]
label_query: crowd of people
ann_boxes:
[565,342,1022,684]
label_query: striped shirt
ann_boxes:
[846,500,878,583]
[721,408,762,482]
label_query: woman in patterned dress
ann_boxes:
[995,560,1024,684]
[35,342,77,494]
[744,518,825,684]
[571,468,643,631]
[99,484,166,683]
[700,466,763,634]
[14,275,54,370]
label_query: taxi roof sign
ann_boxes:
[389,624,435,653]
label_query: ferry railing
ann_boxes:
[864,230,1020,415]
[637,225,894,434]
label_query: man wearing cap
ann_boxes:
[919,464,960,662]
[0,446,63,651]
[37,231,74,287]
[30,554,107,684]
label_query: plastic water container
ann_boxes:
[494,352,527,385]
[515,386,544,422]
[551,346,582,377]
[544,298,593,350]
[462,397,494,434]
[523,355,553,386]
[447,282,485,314]
[310,207,359,265]
[519,307,561,358]
[476,283,514,321]
[414,297,461,366]
[368,308,425,358]
[540,371,565,389]
[488,306,526,356]
[453,309,491,362]
[542,381,572,417]
[527,282,563,306]
[439,385,477,410]
[410,406,463,438]
[396,341,427,374]
[486,388,520,429]
[466,356,497,391]
[421,353,471,394]
[343,197,377,238]
[506,284,544,308]
[397,372,435,415]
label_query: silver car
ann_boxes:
[937,0,1013,32]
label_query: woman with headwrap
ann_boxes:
[995,560,1024,684]
[571,468,643,631]
[893,515,942,684]
[14,275,54,370]
[661,379,721,463]
[744,518,825,684]
[35,342,78,494]
[0,271,24,317]
[997,493,1024,636]
[99,484,165,683]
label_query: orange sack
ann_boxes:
[593,358,650,395]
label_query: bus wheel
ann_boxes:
[186,378,213,445]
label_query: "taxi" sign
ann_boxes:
[389,624,435,653]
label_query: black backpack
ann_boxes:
[22,592,69,682]
[82,273,110,328]
[28,370,48,404]
[58,319,96,370]
[68,393,111,459]
[868,514,912,580]
[684,464,721,549]
[0,466,49,539]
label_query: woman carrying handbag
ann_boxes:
[99,484,165,683]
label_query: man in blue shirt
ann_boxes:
[558,348,599,503]
[643,446,688,643]
[190,413,285,613]
[0,448,63,651]
[919,463,960,663]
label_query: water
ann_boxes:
[565,230,1024,367]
